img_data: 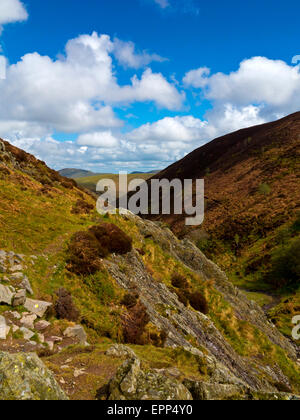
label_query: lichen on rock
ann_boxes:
[0,351,68,400]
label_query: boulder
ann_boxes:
[10,264,23,273]
[0,284,15,305]
[106,344,137,359]
[0,352,68,400]
[24,298,52,318]
[10,272,24,281]
[0,316,10,340]
[0,250,7,259]
[107,358,193,401]
[63,325,87,345]
[35,320,51,331]
[21,314,37,329]
[13,289,27,307]
[20,276,33,295]
[183,379,247,400]
[20,327,35,341]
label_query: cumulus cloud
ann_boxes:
[0,32,183,140]
[0,0,28,26]
[183,57,300,119]
[113,38,167,69]
[77,131,120,148]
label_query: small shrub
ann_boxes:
[267,239,300,289]
[71,199,94,215]
[149,329,168,348]
[188,291,209,314]
[121,293,139,309]
[258,183,271,196]
[122,301,150,345]
[89,223,132,255]
[175,289,189,307]
[171,273,189,290]
[67,231,107,275]
[55,288,80,322]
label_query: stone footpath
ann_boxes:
[0,249,88,353]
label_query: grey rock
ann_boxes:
[20,327,35,341]
[63,325,87,345]
[35,320,51,330]
[24,298,52,318]
[0,351,68,400]
[13,289,27,307]
[0,316,10,340]
[106,344,137,359]
[107,358,193,400]
[20,276,33,295]
[20,313,37,329]
[0,284,15,305]
[10,272,24,281]
[10,264,23,273]
[0,250,7,259]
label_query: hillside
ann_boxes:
[146,112,300,339]
[0,137,300,400]
[59,168,97,179]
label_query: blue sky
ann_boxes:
[0,0,299,172]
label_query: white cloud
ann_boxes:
[154,0,170,9]
[183,57,300,119]
[0,0,28,26]
[77,131,120,148]
[113,38,166,69]
[127,116,207,143]
[183,67,210,88]
[0,32,183,140]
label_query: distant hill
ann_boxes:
[59,168,97,179]
[131,170,161,174]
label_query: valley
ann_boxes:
[0,125,299,400]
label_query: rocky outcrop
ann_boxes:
[0,249,88,354]
[104,214,298,394]
[0,352,68,400]
[106,358,192,401]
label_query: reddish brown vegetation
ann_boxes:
[170,273,209,314]
[55,288,80,322]
[89,223,132,255]
[121,293,139,309]
[71,199,94,214]
[67,223,132,276]
[171,273,189,289]
[146,112,300,245]
[188,291,209,314]
[122,301,150,345]
[67,231,106,275]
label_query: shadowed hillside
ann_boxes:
[146,112,300,339]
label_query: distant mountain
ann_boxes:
[59,168,97,179]
[131,170,161,174]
